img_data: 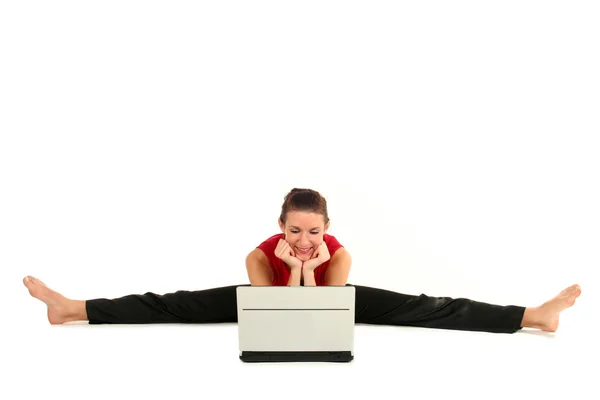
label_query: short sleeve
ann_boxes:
[256,234,283,255]
[324,234,343,257]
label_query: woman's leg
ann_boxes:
[23,276,246,324]
[350,284,581,334]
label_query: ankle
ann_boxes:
[73,300,88,321]
[65,300,88,322]
[521,306,542,329]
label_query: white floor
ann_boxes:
[6,291,597,400]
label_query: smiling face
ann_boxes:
[279,210,330,262]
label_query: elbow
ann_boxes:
[245,250,273,286]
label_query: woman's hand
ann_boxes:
[302,241,330,272]
[275,239,303,270]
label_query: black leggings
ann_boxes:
[86,284,525,334]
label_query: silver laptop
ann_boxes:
[236,285,355,362]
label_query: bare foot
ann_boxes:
[23,276,86,324]
[530,284,582,332]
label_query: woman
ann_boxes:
[23,188,581,333]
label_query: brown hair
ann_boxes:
[279,188,329,225]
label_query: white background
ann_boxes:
[1,1,598,399]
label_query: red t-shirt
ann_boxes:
[256,233,344,286]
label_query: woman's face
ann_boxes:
[279,210,330,262]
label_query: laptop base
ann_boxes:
[240,351,353,363]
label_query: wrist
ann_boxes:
[288,262,302,271]
[303,259,320,270]
[302,263,318,273]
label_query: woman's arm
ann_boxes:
[288,266,302,286]
[245,248,274,286]
[324,248,352,286]
[302,269,316,286]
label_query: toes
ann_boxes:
[568,284,581,294]
[563,284,580,295]
[23,276,44,288]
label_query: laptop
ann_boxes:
[236,285,355,362]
